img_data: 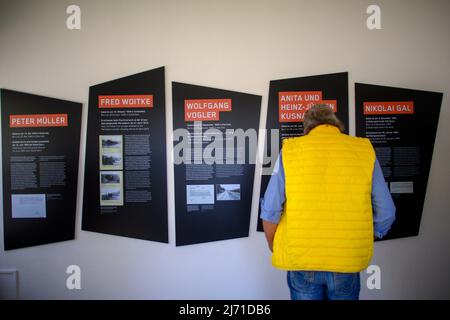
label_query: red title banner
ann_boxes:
[10,114,68,128]
[184,99,232,121]
[98,95,153,108]
[363,101,414,115]
[278,91,337,122]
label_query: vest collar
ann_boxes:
[308,124,341,135]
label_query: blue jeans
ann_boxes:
[287,271,360,300]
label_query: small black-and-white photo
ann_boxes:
[101,136,122,148]
[216,184,241,201]
[101,189,121,201]
[101,172,121,184]
[102,153,122,166]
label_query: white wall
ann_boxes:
[0,0,449,299]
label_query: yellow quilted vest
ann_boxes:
[272,125,375,273]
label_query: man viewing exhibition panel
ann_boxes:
[261,104,396,300]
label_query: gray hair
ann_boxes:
[303,104,345,135]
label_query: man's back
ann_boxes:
[272,124,376,273]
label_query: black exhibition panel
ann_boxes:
[1,89,82,250]
[355,83,443,240]
[173,82,261,246]
[82,67,168,243]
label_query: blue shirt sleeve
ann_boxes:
[260,152,286,224]
[372,159,396,239]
